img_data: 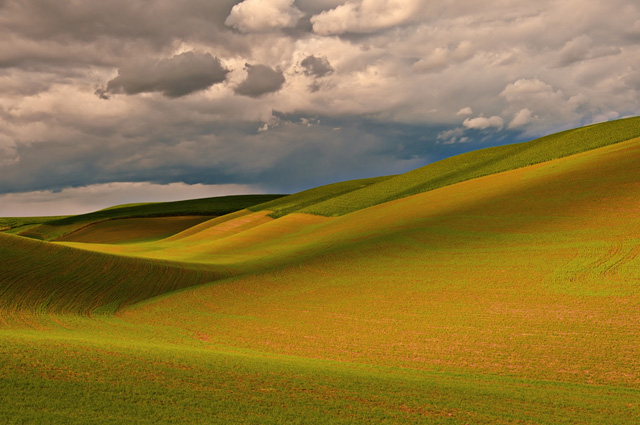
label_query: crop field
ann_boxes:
[18,194,283,241]
[56,216,214,244]
[2,119,640,424]
[284,116,640,217]
[0,216,69,234]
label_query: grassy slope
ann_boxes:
[56,216,214,244]
[284,116,640,216]
[53,137,640,422]
[0,216,69,234]
[248,175,394,218]
[0,233,224,322]
[106,137,640,387]
[16,194,283,241]
[2,123,640,423]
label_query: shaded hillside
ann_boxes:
[56,216,214,244]
[0,216,69,234]
[0,232,222,322]
[17,194,284,241]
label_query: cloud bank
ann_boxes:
[0,0,638,213]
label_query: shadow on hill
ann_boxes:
[0,233,226,324]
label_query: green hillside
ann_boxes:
[248,175,394,218]
[256,116,640,217]
[2,119,640,424]
[15,194,284,241]
[0,232,223,318]
[0,216,69,234]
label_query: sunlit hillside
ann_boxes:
[2,119,640,424]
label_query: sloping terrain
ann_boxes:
[0,216,69,234]
[121,136,640,386]
[0,232,223,323]
[16,194,283,241]
[2,119,640,424]
[55,216,213,244]
[249,116,640,217]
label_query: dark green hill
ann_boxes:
[15,194,284,241]
[0,232,222,317]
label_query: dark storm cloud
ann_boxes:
[0,107,447,195]
[0,0,250,71]
[0,0,240,42]
[99,52,229,98]
[234,64,285,97]
[301,55,333,78]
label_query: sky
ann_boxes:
[1,0,639,216]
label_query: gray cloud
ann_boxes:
[556,35,622,67]
[1,0,640,212]
[0,0,239,43]
[234,64,285,97]
[301,55,334,78]
[100,52,229,98]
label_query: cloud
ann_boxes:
[311,0,422,35]
[99,52,229,98]
[462,115,504,130]
[225,0,303,32]
[590,111,620,125]
[500,79,573,120]
[413,41,474,73]
[556,35,621,67]
[508,108,534,128]
[1,0,640,214]
[413,47,449,73]
[437,127,466,144]
[234,64,285,97]
[301,55,334,78]
[499,78,588,132]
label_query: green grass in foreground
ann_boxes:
[1,329,638,425]
[297,116,640,216]
[17,194,284,241]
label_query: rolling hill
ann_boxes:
[15,194,283,242]
[249,116,640,217]
[2,117,640,424]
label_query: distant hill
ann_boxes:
[13,194,284,241]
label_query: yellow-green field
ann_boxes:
[2,120,640,424]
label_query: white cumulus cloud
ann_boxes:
[311,0,422,35]
[463,115,504,130]
[225,0,303,32]
[508,108,534,128]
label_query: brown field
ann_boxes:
[56,216,213,244]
